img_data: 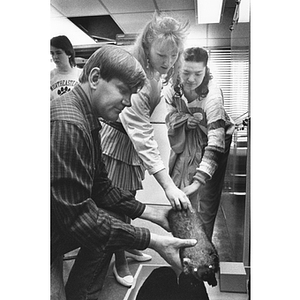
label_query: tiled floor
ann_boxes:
[62,192,249,299]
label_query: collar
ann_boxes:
[72,85,102,133]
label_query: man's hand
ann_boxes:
[149,233,197,272]
[140,205,171,231]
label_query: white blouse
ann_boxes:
[119,76,165,175]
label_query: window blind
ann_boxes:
[207,48,250,123]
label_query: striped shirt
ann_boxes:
[164,80,235,185]
[51,85,150,261]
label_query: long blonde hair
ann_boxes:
[131,11,190,84]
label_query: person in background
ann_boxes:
[100,12,192,287]
[50,35,82,100]
[51,45,197,300]
[164,47,235,241]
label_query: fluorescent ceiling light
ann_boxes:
[196,0,224,24]
[239,0,250,22]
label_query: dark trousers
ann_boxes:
[190,135,232,240]
[51,210,126,300]
[65,247,112,300]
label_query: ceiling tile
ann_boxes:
[155,0,195,10]
[169,10,197,26]
[112,10,197,34]
[51,4,64,17]
[51,0,108,17]
[50,7,96,45]
[101,0,156,14]
[111,12,154,33]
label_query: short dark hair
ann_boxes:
[184,47,209,66]
[80,45,146,93]
[183,47,213,98]
[50,35,76,67]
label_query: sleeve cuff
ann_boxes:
[128,202,146,220]
[193,170,211,185]
[131,227,151,250]
[147,163,165,176]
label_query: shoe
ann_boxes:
[113,263,135,287]
[125,251,152,262]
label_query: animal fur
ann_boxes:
[168,209,219,286]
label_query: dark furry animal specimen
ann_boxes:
[168,209,219,287]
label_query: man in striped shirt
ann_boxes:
[51,45,196,300]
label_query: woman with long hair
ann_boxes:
[100,12,191,287]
